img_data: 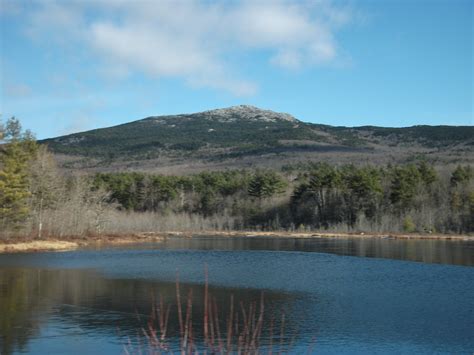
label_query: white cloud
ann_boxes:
[15,0,354,95]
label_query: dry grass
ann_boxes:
[0,240,78,253]
[0,233,168,253]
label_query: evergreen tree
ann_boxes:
[342,166,382,225]
[248,171,286,199]
[0,118,38,229]
[389,164,422,210]
[451,165,473,186]
[417,161,437,186]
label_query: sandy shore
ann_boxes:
[0,231,471,254]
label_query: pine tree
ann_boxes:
[0,117,38,230]
[390,164,422,210]
[417,161,437,186]
[248,171,286,199]
[451,165,473,186]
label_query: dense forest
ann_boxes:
[90,162,473,233]
[1,117,473,237]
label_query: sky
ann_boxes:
[0,0,472,139]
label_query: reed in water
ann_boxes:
[125,268,301,354]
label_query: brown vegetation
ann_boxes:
[0,240,78,253]
[126,269,297,354]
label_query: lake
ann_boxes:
[0,236,473,354]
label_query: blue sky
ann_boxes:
[1,0,472,139]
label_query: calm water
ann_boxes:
[0,236,473,354]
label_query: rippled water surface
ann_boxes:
[0,236,473,354]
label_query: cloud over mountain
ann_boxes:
[17,0,353,95]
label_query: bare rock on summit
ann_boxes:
[200,105,298,123]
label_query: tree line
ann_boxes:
[1,117,473,237]
[91,162,472,233]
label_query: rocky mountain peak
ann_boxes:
[198,105,298,123]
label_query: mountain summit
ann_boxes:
[45,105,312,156]
[147,105,298,124]
[42,106,474,173]
[199,105,298,123]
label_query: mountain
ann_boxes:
[41,105,474,173]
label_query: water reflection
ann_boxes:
[0,269,46,355]
[0,237,473,354]
[0,268,298,354]
[119,236,474,266]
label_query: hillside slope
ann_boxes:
[41,105,474,173]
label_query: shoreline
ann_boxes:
[0,231,472,254]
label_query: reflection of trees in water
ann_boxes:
[304,238,473,265]
[207,237,472,266]
[160,237,473,266]
[0,268,298,354]
[0,268,65,355]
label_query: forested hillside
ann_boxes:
[41,106,474,173]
